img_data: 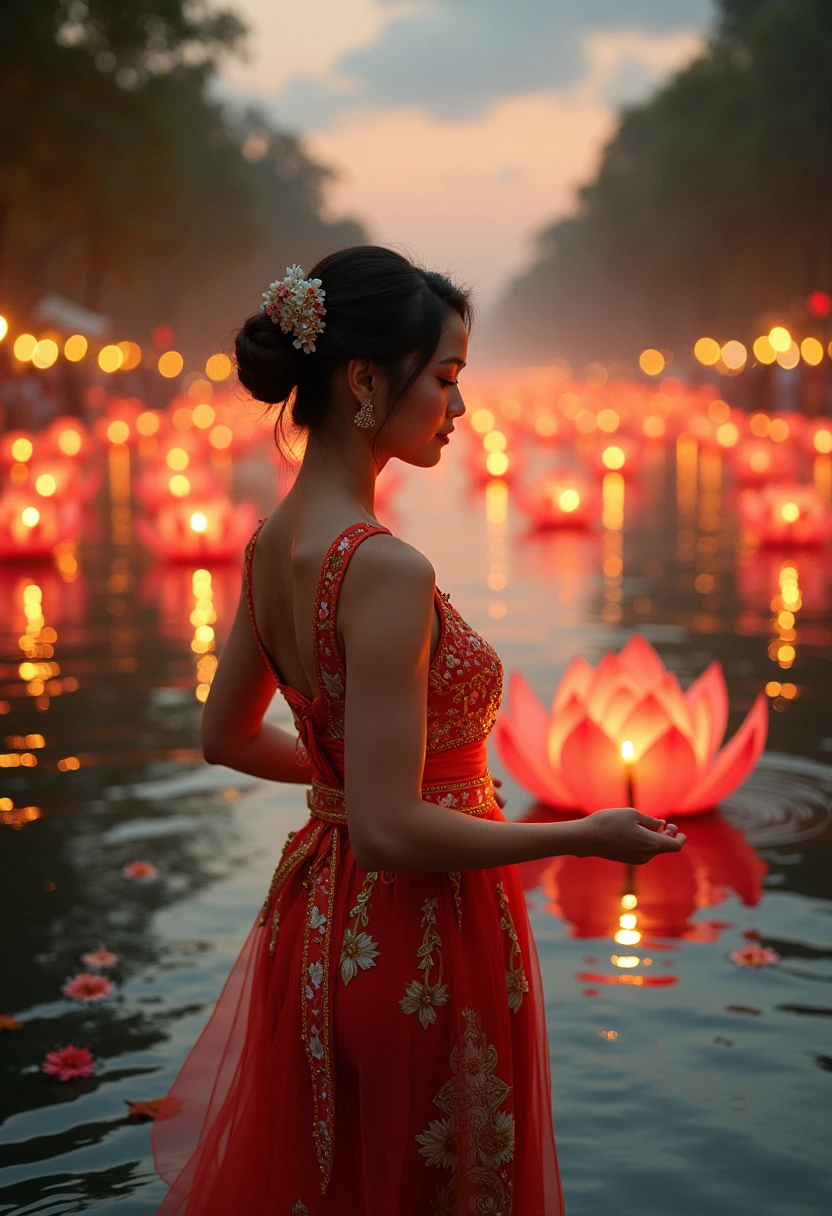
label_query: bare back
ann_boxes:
[247,505,443,702]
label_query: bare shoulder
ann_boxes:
[338,532,435,657]
[342,531,435,596]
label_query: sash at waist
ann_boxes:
[306,737,495,824]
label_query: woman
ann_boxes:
[152,245,686,1215]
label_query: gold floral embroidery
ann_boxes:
[495,881,530,1013]
[415,1007,515,1214]
[340,869,380,984]
[258,825,324,957]
[301,829,338,1193]
[426,598,503,753]
[448,871,463,933]
[399,896,449,1029]
[291,1202,308,1215]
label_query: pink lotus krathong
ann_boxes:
[495,634,768,818]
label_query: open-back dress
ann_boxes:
[152,519,565,1215]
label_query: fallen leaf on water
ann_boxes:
[125,1098,167,1123]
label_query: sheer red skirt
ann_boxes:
[151,802,564,1215]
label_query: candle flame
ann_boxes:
[620,739,635,762]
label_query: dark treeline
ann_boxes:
[491,0,832,369]
[1,0,365,363]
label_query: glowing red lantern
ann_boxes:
[517,473,598,529]
[463,428,525,485]
[0,490,82,558]
[26,457,102,504]
[731,438,797,486]
[802,420,832,458]
[582,434,643,480]
[134,462,223,510]
[43,416,95,462]
[135,496,259,561]
[93,398,146,448]
[495,634,768,818]
[0,430,40,470]
[739,483,832,547]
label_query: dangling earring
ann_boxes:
[353,397,375,428]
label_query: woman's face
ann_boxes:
[376,309,468,467]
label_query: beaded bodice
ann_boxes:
[244,518,503,764]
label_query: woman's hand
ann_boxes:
[574,807,686,865]
[491,775,507,810]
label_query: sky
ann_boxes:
[215,0,716,313]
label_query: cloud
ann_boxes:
[285,0,714,123]
[305,29,705,309]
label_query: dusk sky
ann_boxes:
[216,1,716,313]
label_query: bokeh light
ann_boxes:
[720,340,746,370]
[205,353,232,381]
[98,344,124,373]
[158,350,184,378]
[800,337,823,366]
[13,333,37,362]
[693,337,720,366]
[776,342,800,370]
[64,334,88,362]
[752,335,776,364]
[768,326,791,353]
[639,349,665,376]
[32,339,59,369]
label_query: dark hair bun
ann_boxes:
[234,313,302,405]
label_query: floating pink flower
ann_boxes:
[80,948,120,969]
[729,945,780,967]
[62,973,115,1003]
[495,634,768,817]
[121,860,159,881]
[42,1045,96,1081]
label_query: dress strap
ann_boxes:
[243,517,286,684]
[313,522,392,727]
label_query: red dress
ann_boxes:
[152,520,565,1215]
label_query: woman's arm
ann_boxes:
[340,536,686,873]
[200,574,313,784]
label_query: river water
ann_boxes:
[0,429,830,1214]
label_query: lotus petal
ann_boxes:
[559,717,624,813]
[585,654,641,721]
[506,670,549,754]
[685,661,729,766]
[617,693,681,762]
[552,655,593,715]
[547,690,587,768]
[617,634,667,690]
[494,718,573,807]
[497,673,574,804]
[652,671,693,737]
[630,725,698,817]
[598,683,641,738]
[679,694,768,813]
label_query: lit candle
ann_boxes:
[621,739,635,807]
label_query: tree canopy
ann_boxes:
[1,0,365,363]
[491,0,832,368]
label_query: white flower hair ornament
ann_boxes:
[260,264,327,354]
